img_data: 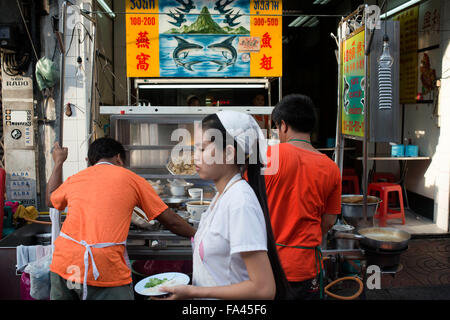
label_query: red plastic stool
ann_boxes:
[372,172,397,204]
[342,175,360,194]
[372,172,395,183]
[368,182,405,227]
[343,168,357,176]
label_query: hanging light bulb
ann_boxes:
[377,34,394,110]
[75,28,85,84]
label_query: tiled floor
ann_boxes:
[372,209,448,235]
[327,237,450,300]
[380,238,450,289]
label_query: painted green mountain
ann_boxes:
[165,6,249,35]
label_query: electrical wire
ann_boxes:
[65,21,93,57]
[15,0,39,61]
[96,46,142,105]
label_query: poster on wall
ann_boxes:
[126,0,282,78]
[392,5,418,104]
[341,29,365,138]
[418,50,440,101]
[418,0,440,50]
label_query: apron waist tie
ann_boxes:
[276,243,324,299]
[59,232,127,300]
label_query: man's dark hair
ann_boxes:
[271,94,317,133]
[87,137,126,166]
[187,95,200,106]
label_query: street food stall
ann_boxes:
[99,0,283,288]
[100,78,278,262]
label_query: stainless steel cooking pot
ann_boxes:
[331,224,356,249]
[341,195,382,218]
[35,233,52,245]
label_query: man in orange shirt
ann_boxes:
[46,138,196,300]
[265,94,341,300]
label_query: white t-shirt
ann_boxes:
[193,174,268,287]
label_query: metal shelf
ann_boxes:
[101,106,274,115]
[125,145,192,151]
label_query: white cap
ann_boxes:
[216,110,267,166]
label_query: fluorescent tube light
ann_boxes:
[289,15,310,27]
[381,0,421,19]
[96,0,115,19]
[138,84,266,89]
[313,0,331,4]
[304,17,319,27]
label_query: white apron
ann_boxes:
[192,176,243,290]
[57,161,131,300]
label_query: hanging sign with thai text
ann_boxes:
[125,0,282,77]
[341,29,365,138]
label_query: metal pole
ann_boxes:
[334,19,344,170]
[127,77,131,106]
[58,1,70,146]
[87,19,96,144]
[278,76,282,101]
[362,6,370,226]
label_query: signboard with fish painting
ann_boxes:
[125,0,282,77]
[341,29,365,138]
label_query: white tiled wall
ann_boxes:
[61,2,91,181]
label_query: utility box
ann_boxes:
[1,71,37,207]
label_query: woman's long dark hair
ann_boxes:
[202,114,292,300]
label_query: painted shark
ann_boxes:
[172,36,203,71]
[208,36,237,71]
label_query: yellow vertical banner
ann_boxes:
[341,29,365,137]
[126,0,159,77]
[392,5,419,104]
[250,0,282,77]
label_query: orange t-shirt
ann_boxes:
[265,143,341,282]
[49,164,168,287]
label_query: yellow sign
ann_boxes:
[125,0,282,78]
[392,5,419,104]
[126,0,159,77]
[341,29,365,137]
[250,0,282,77]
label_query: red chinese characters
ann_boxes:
[136,53,150,70]
[135,29,151,71]
[136,31,150,49]
[343,120,364,133]
[260,54,273,70]
[261,32,272,48]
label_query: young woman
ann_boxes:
[158,111,291,300]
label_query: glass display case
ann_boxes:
[100,78,277,259]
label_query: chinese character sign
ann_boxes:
[250,0,282,77]
[126,0,159,77]
[392,5,418,104]
[125,0,282,77]
[341,30,365,137]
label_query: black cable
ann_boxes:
[65,21,92,57]
[16,0,39,61]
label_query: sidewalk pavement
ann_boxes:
[329,236,450,300]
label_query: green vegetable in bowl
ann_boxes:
[144,278,168,288]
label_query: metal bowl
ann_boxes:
[35,233,52,245]
[341,195,382,218]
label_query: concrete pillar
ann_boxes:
[434,0,450,231]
